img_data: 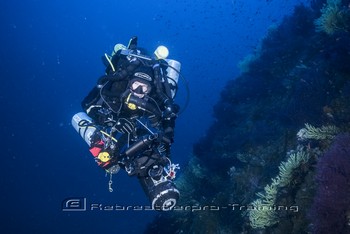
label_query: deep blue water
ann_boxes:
[1,0,307,233]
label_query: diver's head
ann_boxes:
[129,78,151,98]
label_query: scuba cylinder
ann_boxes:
[165,59,181,99]
[71,112,97,146]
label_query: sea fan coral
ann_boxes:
[296,123,340,141]
[314,0,350,35]
[309,133,350,234]
[248,149,310,229]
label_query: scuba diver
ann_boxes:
[71,37,182,211]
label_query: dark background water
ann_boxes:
[1,0,307,233]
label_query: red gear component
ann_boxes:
[89,140,104,157]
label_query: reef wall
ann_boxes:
[146,0,350,233]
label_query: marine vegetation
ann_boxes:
[145,1,350,233]
[248,148,310,229]
[247,122,342,230]
[296,123,340,141]
[314,0,350,35]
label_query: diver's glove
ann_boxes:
[114,118,134,134]
[97,74,116,85]
[98,59,141,85]
[162,103,180,120]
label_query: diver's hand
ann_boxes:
[162,103,180,119]
[98,74,122,85]
[114,118,134,134]
[98,75,112,85]
[98,69,130,85]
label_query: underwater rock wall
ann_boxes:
[146,1,350,233]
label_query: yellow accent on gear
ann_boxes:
[127,103,137,110]
[104,53,115,72]
[98,152,111,162]
[100,131,118,143]
[125,93,137,110]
